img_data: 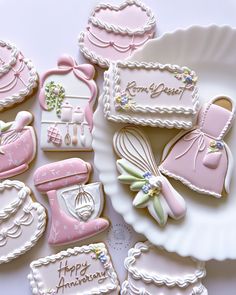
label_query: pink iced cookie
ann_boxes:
[0,111,36,180]
[39,55,97,151]
[160,96,235,198]
[34,158,109,246]
[28,243,120,295]
[0,40,38,111]
[121,241,208,295]
[79,0,156,68]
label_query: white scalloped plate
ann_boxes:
[93,25,236,261]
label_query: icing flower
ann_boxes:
[98,252,107,263]
[142,183,152,194]
[143,171,152,179]
[91,246,107,264]
[174,69,198,86]
[208,140,224,153]
[115,92,135,111]
[45,81,65,117]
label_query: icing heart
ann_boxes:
[0,40,38,111]
[0,180,46,264]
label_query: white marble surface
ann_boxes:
[0,0,236,294]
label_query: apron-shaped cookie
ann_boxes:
[34,158,109,245]
[160,96,235,198]
[38,55,97,151]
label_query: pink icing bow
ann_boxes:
[39,55,97,130]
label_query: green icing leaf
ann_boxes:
[153,196,165,226]
[45,81,65,118]
[130,181,146,191]
[117,159,143,179]
[0,122,12,132]
[133,192,150,208]
[118,175,143,184]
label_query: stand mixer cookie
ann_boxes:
[79,0,156,68]
[103,61,199,128]
[121,241,208,295]
[113,126,186,226]
[0,111,36,180]
[160,96,235,198]
[28,243,120,295]
[0,40,38,111]
[0,180,46,264]
[38,55,97,151]
[33,158,109,245]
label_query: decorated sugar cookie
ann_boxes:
[113,126,186,226]
[38,55,97,151]
[0,40,38,111]
[79,0,156,68]
[28,243,120,295]
[104,61,199,129]
[0,111,36,180]
[121,241,208,295]
[0,180,46,264]
[34,158,109,245]
[160,96,235,198]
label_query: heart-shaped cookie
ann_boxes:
[0,40,38,111]
[0,180,46,264]
[90,0,155,35]
[79,0,156,68]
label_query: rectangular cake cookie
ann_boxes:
[28,243,120,295]
[103,61,199,129]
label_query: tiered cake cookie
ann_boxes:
[0,111,37,179]
[160,96,235,197]
[0,180,46,264]
[103,61,199,129]
[79,0,156,68]
[38,55,97,151]
[28,243,120,295]
[34,158,109,245]
[0,40,38,111]
[121,241,208,295]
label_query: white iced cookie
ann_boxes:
[28,243,120,295]
[103,61,199,129]
[113,126,186,226]
[121,241,208,295]
[38,55,97,151]
[0,180,46,264]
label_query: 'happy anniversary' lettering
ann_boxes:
[54,259,108,294]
